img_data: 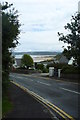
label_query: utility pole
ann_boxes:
[78,1,80,33]
[78,1,80,12]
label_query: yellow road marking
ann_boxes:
[11,81,75,120]
[29,91,66,119]
[27,90,74,120]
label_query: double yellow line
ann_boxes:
[11,81,75,120]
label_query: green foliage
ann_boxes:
[47,63,67,69]
[58,12,80,67]
[2,2,20,116]
[42,68,49,73]
[61,66,80,74]
[36,64,44,70]
[2,93,13,117]
[2,2,21,92]
[47,63,80,74]
[21,54,33,69]
[36,63,48,73]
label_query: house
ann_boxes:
[54,54,76,65]
[54,58,59,63]
[68,57,75,65]
[54,55,69,64]
[13,55,73,69]
[40,60,54,67]
[59,55,69,64]
[13,58,21,68]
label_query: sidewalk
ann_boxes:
[3,82,53,119]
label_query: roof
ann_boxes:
[59,55,69,64]
[15,58,21,67]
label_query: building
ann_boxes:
[54,55,69,64]
[13,58,21,68]
[59,55,69,64]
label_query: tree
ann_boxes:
[2,2,21,92]
[21,54,33,69]
[58,12,80,67]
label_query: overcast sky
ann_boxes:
[2,0,80,52]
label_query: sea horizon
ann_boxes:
[13,51,61,62]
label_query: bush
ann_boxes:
[36,64,44,71]
[36,64,48,73]
[47,63,80,74]
[42,68,49,73]
[62,66,80,74]
[2,94,13,117]
[47,63,67,69]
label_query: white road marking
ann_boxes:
[27,79,33,82]
[37,81,51,86]
[17,76,23,79]
[10,75,23,79]
[60,87,80,95]
[10,75,16,78]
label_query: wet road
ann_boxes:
[10,73,80,119]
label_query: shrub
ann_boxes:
[36,64,44,71]
[42,68,49,73]
[47,63,80,74]
[62,66,80,74]
[47,63,67,69]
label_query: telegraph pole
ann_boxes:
[78,1,80,33]
[78,1,80,12]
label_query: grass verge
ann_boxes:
[2,89,13,117]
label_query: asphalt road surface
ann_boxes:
[10,73,80,120]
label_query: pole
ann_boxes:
[78,2,80,33]
[78,1,80,12]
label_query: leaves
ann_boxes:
[2,2,21,91]
[21,54,33,69]
[58,12,80,67]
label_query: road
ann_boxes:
[10,73,80,119]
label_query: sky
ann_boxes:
[2,0,80,52]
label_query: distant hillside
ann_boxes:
[13,51,61,56]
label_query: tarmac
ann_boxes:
[2,72,79,120]
[2,82,53,120]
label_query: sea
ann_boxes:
[14,55,55,63]
[13,52,59,62]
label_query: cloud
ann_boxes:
[1,0,79,52]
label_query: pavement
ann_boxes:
[2,82,53,120]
